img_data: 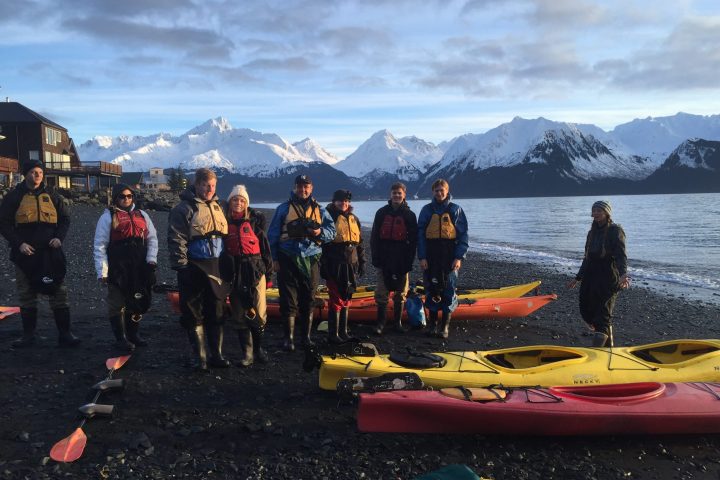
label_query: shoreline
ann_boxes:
[1,204,720,479]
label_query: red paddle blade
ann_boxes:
[106,355,131,371]
[0,306,21,320]
[50,427,87,463]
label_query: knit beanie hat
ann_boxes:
[332,189,352,202]
[592,200,612,216]
[227,184,250,204]
[22,159,44,176]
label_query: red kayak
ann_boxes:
[166,292,556,322]
[357,382,720,435]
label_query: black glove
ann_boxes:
[357,263,365,278]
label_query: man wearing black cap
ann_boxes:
[93,183,158,352]
[0,160,80,348]
[267,174,336,351]
[321,189,365,343]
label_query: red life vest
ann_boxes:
[110,209,149,243]
[379,214,408,241]
[226,219,261,256]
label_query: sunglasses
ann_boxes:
[118,194,133,199]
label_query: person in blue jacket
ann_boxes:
[267,175,336,351]
[417,178,468,339]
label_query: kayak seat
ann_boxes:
[389,352,447,369]
[486,354,515,369]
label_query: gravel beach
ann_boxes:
[1,204,720,479]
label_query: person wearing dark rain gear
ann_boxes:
[568,200,630,347]
[168,168,232,370]
[93,183,158,352]
[417,179,469,339]
[321,190,366,343]
[370,182,417,335]
[267,175,336,352]
[223,185,273,367]
[0,160,80,348]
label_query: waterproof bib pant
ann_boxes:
[278,253,319,349]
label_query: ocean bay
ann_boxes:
[258,192,720,304]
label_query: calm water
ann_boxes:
[257,193,720,304]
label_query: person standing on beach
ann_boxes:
[371,182,418,335]
[267,175,335,352]
[93,183,158,352]
[0,160,80,348]
[168,168,232,369]
[223,185,273,367]
[568,200,630,347]
[321,189,366,343]
[417,179,468,339]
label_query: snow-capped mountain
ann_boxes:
[426,117,653,182]
[292,138,340,165]
[642,139,720,194]
[78,118,331,176]
[610,113,720,163]
[334,130,443,185]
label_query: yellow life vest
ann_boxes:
[281,201,322,241]
[333,214,361,244]
[190,200,228,238]
[15,192,58,225]
[425,212,456,240]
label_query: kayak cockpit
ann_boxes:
[484,348,585,370]
[549,382,666,403]
[628,341,720,365]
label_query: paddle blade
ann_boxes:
[0,306,21,320]
[50,427,87,463]
[106,355,131,371]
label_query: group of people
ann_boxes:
[0,161,629,364]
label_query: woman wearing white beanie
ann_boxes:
[223,185,273,366]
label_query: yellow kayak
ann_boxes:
[267,280,542,302]
[318,339,720,390]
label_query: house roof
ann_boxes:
[120,172,144,185]
[0,102,67,131]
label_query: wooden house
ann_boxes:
[0,101,121,191]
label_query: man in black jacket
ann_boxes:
[370,182,418,334]
[0,160,80,348]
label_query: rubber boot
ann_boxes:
[339,306,352,341]
[438,310,451,339]
[207,324,230,368]
[327,309,343,344]
[592,332,609,347]
[54,307,81,348]
[110,314,135,352]
[425,310,439,337]
[188,325,208,370]
[237,329,254,367]
[301,312,315,349]
[251,325,268,364]
[373,305,387,335]
[392,300,407,333]
[283,316,296,352]
[12,308,37,348]
[126,314,147,347]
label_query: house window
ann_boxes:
[44,152,71,171]
[29,151,39,161]
[45,127,62,146]
[57,176,71,189]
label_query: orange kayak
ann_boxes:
[166,292,556,322]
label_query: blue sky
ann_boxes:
[2,0,719,157]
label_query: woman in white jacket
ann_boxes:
[93,184,158,351]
